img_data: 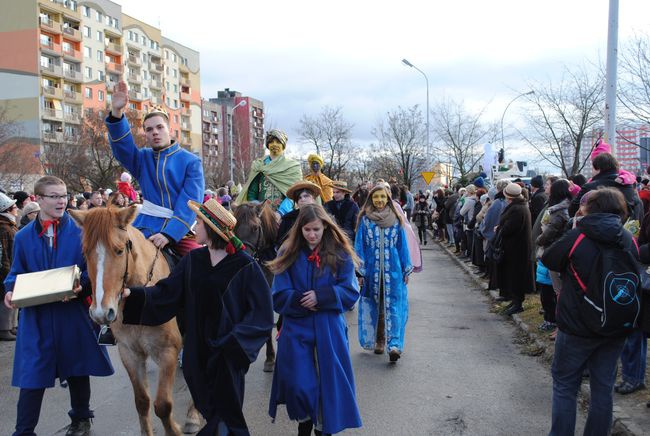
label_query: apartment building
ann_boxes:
[0,0,202,190]
[579,126,650,178]
[201,99,223,174]
[209,89,265,183]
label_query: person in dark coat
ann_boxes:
[569,152,643,222]
[496,183,535,315]
[413,194,432,244]
[122,198,274,436]
[0,192,19,341]
[324,181,359,242]
[444,186,460,247]
[277,180,322,244]
[542,187,637,436]
[529,175,547,225]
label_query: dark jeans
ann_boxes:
[619,329,648,386]
[14,376,93,436]
[538,283,556,323]
[417,226,427,243]
[550,331,625,436]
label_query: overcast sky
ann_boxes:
[119,0,650,167]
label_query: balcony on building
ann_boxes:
[42,130,64,143]
[105,42,122,56]
[39,15,61,34]
[149,95,161,104]
[62,25,81,41]
[106,61,123,75]
[181,107,191,117]
[181,133,192,144]
[40,38,62,56]
[127,73,141,85]
[42,85,63,100]
[150,62,163,73]
[180,75,190,87]
[63,67,82,82]
[181,121,192,131]
[40,62,63,77]
[127,53,141,66]
[64,111,82,124]
[63,88,82,103]
[42,107,63,121]
[128,91,143,101]
[150,79,162,90]
[202,123,210,133]
[180,90,191,102]
[63,45,82,62]
[39,0,80,19]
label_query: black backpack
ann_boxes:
[568,233,641,337]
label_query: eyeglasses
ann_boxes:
[40,194,69,200]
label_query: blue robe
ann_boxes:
[269,251,362,434]
[3,214,114,388]
[355,216,412,353]
[105,115,204,242]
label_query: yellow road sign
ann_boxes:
[421,171,436,185]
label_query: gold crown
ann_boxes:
[142,105,169,124]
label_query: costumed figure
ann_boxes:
[105,80,204,256]
[121,198,273,436]
[117,171,138,203]
[304,153,333,203]
[268,204,362,436]
[277,180,321,243]
[236,130,302,217]
[324,180,359,242]
[355,185,412,362]
[3,176,114,436]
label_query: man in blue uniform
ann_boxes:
[105,80,204,256]
[4,176,114,436]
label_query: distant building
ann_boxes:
[200,99,222,178]
[579,125,650,178]
[209,89,264,183]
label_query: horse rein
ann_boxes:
[118,238,160,302]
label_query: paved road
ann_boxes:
[0,244,584,435]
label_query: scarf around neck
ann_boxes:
[365,206,397,228]
[0,212,16,224]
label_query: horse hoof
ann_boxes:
[182,422,200,434]
[263,360,275,372]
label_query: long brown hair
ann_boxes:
[356,184,406,230]
[266,204,360,274]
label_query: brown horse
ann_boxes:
[232,200,278,372]
[69,206,200,435]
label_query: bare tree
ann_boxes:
[297,106,357,179]
[519,64,605,176]
[371,105,427,188]
[431,98,495,182]
[0,103,41,190]
[619,33,650,126]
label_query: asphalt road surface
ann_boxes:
[0,244,584,435]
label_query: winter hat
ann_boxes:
[13,191,30,207]
[0,192,17,212]
[569,183,581,197]
[120,172,132,183]
[503,183,523,198]
[104,188,113,196]
[473,177,485,188]
[480,193,489,205]
[590,140,612,161]
[488,187,497,201]
[21,201,40,216]
[531,175,544,189]
[307,153,324,167]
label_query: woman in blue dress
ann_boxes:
[355,184,413,362]
[267,204,362,436]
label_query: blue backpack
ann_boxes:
[568,233,641,337]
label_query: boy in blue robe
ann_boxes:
[3,176,114,436]
[105,80,204,256]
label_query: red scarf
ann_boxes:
[39,219,59,248]
[307,245,321,269]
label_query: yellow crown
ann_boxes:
[142,105,169,124]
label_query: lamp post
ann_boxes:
[500,90,535,153]
[228,100,247,182]
[402,58,429,156]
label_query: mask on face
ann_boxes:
[372,190,388,210]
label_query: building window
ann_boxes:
[114,18,119,29]
[96,30,103,42]
[96,11,102,22]
[98,90,104,101]
[85,87,92,98]
[82,5,90,17]
[174,99,178,108]
[143,88,148,97]
[39,55,51,68]
[173,84,178,93]
[96,50,103,61]
[173,69,177,78]
[143,70,148,80]
[174,115,179,123]
[83,26,91,38]
[164,50,168,59]
[85,66,92,78]
[172,53,177,62]
[166,81,170,91]
[84,46,91,58]
[97,70,104,81]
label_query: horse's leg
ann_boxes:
[151,348,182,436]
[263,335,275,372]
[183,399,202,434]
[119,345,154,436]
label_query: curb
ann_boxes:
[433,239,640,436]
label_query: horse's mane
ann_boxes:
[259,203,278,245]
[233,202,278,248]
[80,207,129,254]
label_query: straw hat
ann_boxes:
[187,198,244,253]
[286,180,322,202]
[331,180,352,193]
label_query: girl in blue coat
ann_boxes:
[267,204,362,436]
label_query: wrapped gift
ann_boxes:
[12,265,81,308]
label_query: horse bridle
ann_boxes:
[240,224,264,261]
[118,238,160,301]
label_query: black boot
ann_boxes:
[298,420,313,436]
[66,418,91,436]
[505,302,524,316]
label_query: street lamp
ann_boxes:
[228,100,247,182]
[402,58,429,156]
[500,90,535,154]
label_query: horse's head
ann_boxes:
[232,200,278,256]
[69,205,140,325]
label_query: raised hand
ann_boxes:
[111,80,129,117]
